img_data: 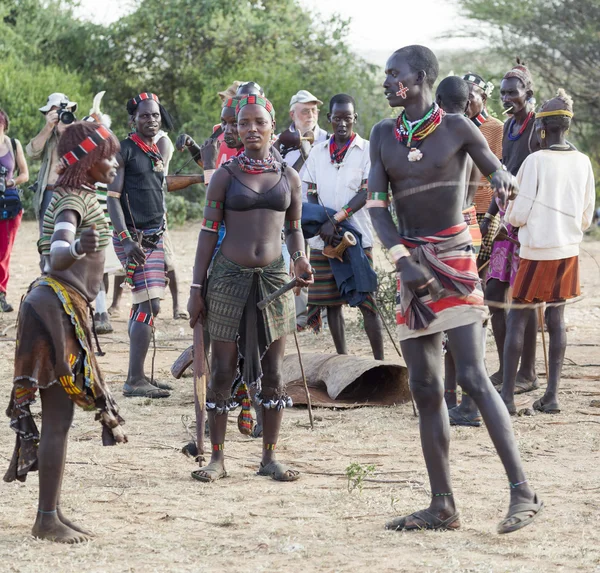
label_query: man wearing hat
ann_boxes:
[26,93,77,239]
[281,90,328,188]
[277,90,328,329]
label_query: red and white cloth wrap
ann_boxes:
[396,222,487,341]
[113,230,166,304]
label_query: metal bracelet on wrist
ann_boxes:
[70,239,86,260]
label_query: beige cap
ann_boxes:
[289,89,323,109]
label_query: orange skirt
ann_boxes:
[512,256,580,303]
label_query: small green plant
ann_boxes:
[345,462,376,493]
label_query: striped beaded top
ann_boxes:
[38,186,111,255]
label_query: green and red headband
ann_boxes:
[222,97,240,110]
[130,92,160,108]
[60,124,112,168]
[236,95,275,121]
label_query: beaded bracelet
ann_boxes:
[388,244,410,263]
[284,219,301,230]
[333,204,353,223]
[118,229,132,242]
[201,218,221,233]
[291,250,307,262]
[206,200,224,210]
[366,191,389,209]
[486,165,507,183]
[307,183,318,196]
[190,283,203,290]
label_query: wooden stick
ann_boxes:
[193,323,207,464]
[538,306,549,380]
[293,330,314,430]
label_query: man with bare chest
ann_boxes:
[367,45,542,534]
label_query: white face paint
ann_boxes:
[50,240,70,251]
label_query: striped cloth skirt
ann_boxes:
[113,230,166,304]
[307,247,376,332]
[512,256,580,303]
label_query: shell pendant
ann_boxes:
[407,147,423,162]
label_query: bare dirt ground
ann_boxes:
[1,221,599,573]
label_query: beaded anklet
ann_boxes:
[433,492,453,497]
[38,509,58,515]
[444,389,456,394]
[212,444,224,452]
[509,480,528,489]
[264,443,277,451]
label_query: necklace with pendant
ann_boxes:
[394,103,445,162]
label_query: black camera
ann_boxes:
[0,165,7,194]
[58,102,76,125]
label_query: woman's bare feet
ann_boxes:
[32,511,93,543]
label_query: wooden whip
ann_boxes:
[293,331,314,430]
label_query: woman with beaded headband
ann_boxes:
[477,61,542,412]
[4,121,127,543]
[187,94,313,482]
[501,90,595,414]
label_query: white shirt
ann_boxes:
[281,124,328,199]
[506,149,595,260]
[303,134,374,250]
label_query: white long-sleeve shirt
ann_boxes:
[506,149,595,260]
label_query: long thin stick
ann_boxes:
[376,306,418,418]
[538,305,549,381]
[293,331,314,430]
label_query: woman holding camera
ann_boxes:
[0,108,29,312]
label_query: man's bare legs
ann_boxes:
[501,308,536,413]
[123,297,170,396]
[32,384,92,543]
[360,306,385,360]
[167,268,188,319]
[389,322,540,531]
[326,305,347,354]
[326,304,384,360]
[387,332,457,529]
[108,275,126,315]
[446,323,539,524]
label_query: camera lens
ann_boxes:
[59,110,76,125]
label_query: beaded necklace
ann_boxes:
[128,133,164,172]
[394,103,445,161]
[507,111,534,141]
[235,152,279,174]
[329,133,356,164]
[471,108,488,128]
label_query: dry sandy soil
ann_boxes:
[0,221,599,573]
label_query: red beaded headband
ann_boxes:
[60,124,112,168]
[130,92,160,108]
